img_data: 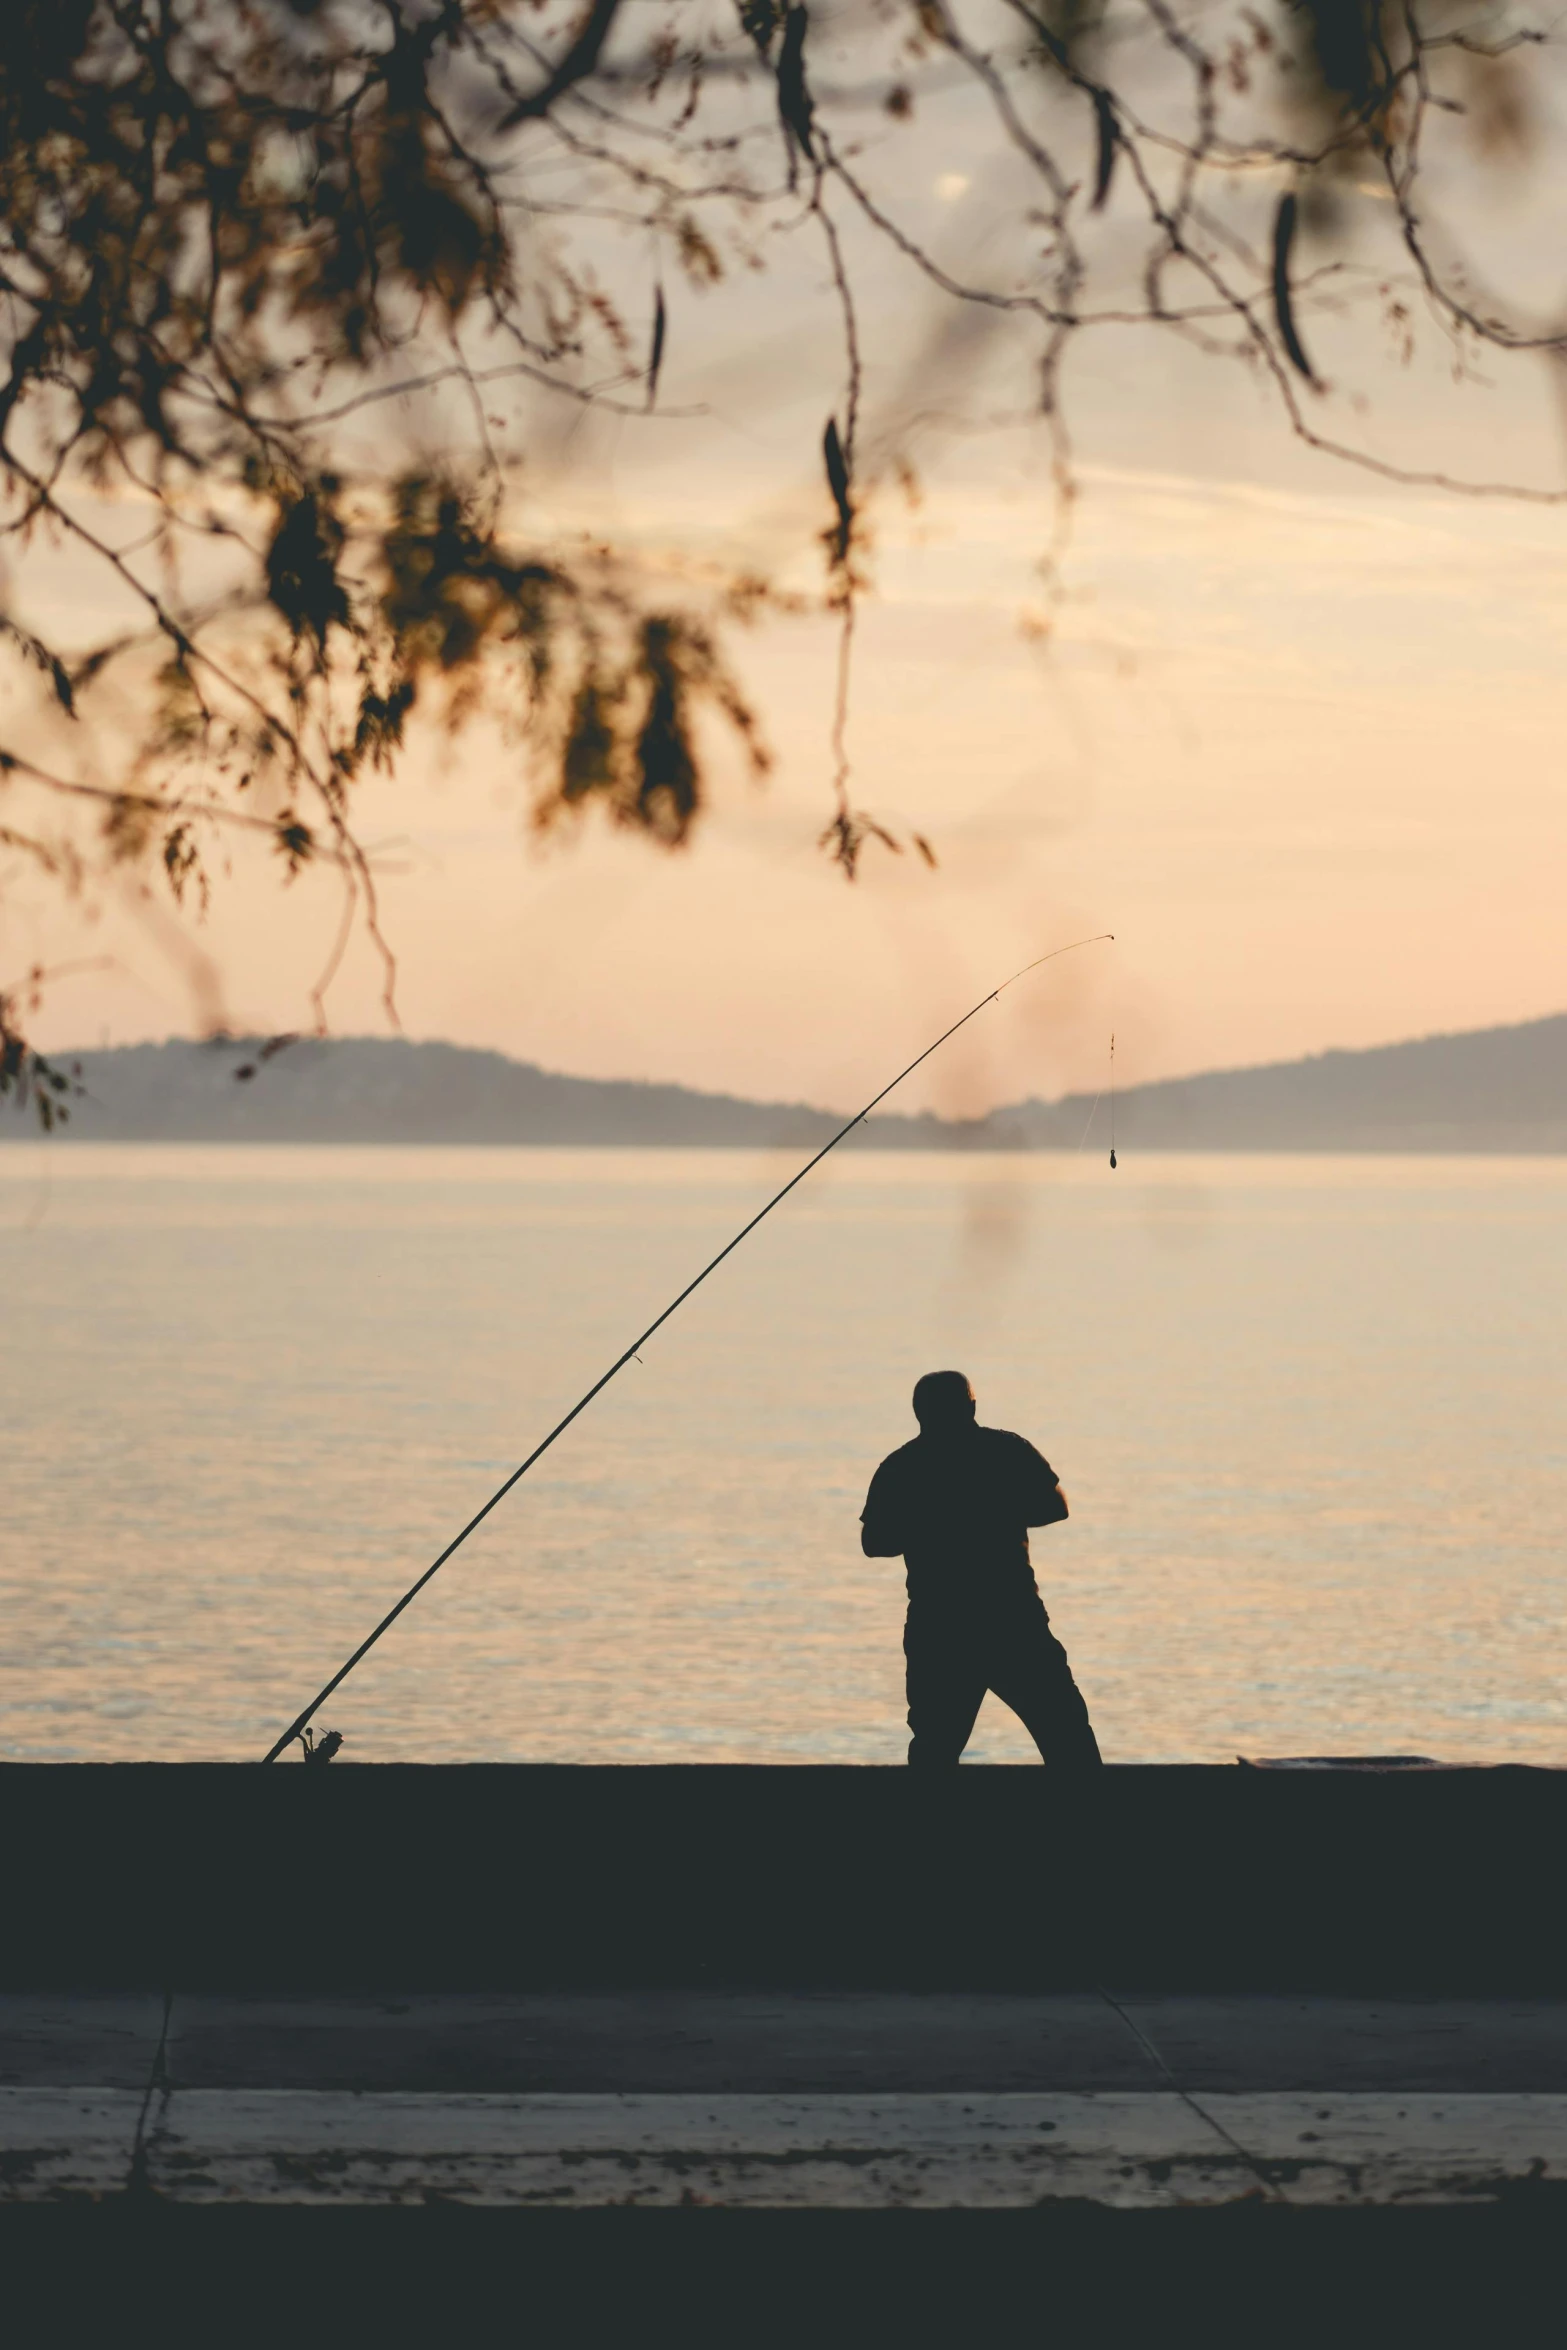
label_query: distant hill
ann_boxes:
[1061,1013,1567,1153]
[3,1037,857,1148]
[7,1014,1567,1149]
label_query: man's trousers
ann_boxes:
[904,1599,1102,1768]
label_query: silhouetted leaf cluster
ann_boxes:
[0,964,83,1129]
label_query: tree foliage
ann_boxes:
[0,0,1554,1106]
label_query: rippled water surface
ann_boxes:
[3,1144,1565,1764]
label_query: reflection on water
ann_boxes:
[2,1144,1565,1765]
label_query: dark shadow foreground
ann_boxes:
[7,2204,1562,2338]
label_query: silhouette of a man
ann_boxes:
[861,1371,1102,1769]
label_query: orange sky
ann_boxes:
[12,85,1567,1114]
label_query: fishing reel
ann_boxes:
[293,1726,345,1766]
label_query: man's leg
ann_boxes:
[986,1605,1103,1769]
[904,1616,987,1767]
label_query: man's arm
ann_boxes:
[860,1516,904,1557]
[859,1461,906,1557]
[1020,1440,1069,1527]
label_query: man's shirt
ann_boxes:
[860,1424,1063,1615]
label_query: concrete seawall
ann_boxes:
[6,1763,1564,1994]
[8,1764,1567,2320]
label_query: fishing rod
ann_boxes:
[261,932,1115,1762]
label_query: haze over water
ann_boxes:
[4,1144,1564,1767]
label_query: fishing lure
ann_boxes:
[1110,1031,1117,1170]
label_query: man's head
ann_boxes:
[912,1369,977,1436]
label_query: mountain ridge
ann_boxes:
[8,1013,1567,1149]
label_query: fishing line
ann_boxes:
[261,932,1115,1762]
[1109,1030,1117,1170]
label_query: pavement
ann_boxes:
[7,1991,1567,2208]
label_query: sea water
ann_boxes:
[2,1144,1564,1765]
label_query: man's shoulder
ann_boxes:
[977,1425,1053,1471]
[872,1437,923,1480]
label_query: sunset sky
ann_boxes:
[13,47,1567,1118]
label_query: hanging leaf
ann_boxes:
[776,4,816,175]
[1090,89,1117,211]
[266,490,349,645]
[739,0,784,59]
[646,285,667,411]
[1272,193,1318,384]
[1,618,78,715]
[822,415,853,567]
